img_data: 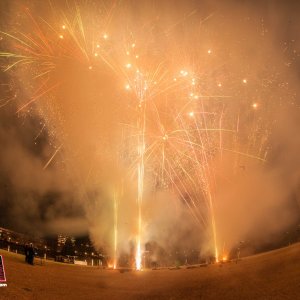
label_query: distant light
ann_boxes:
[194,95,199,99]
[62,25,66,30]
[218,83,222,87]
[126,51,130,55]
[252,103,258,109]
[96,44,100,48]
[162,134,168,141]
[126,63,132,69]
[243,79,247,84]
[103,33,108,40]
[173,78,177,81]
[131,43,136,48]
[189,111,194,117]
[180,70,188,77]
[88,66,93,70]
[125,84,130,90]
[59,35,64,39]
[208,49,212,54]
[94,53,98,57]
[135,55,139,59]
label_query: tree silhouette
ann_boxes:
[61,238,75,256]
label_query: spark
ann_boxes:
[43,144,62,170]
[180,70,188,77]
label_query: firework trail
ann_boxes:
[113,189,118,269]
[43,144,62,170]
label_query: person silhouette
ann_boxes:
[28,243,35,265]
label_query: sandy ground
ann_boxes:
[0,243,300,300]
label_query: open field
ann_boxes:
[1,243,300,300]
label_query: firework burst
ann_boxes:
[0,1,278,266]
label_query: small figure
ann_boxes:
[28,243,35,265]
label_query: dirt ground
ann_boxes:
[0,243,300,300]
